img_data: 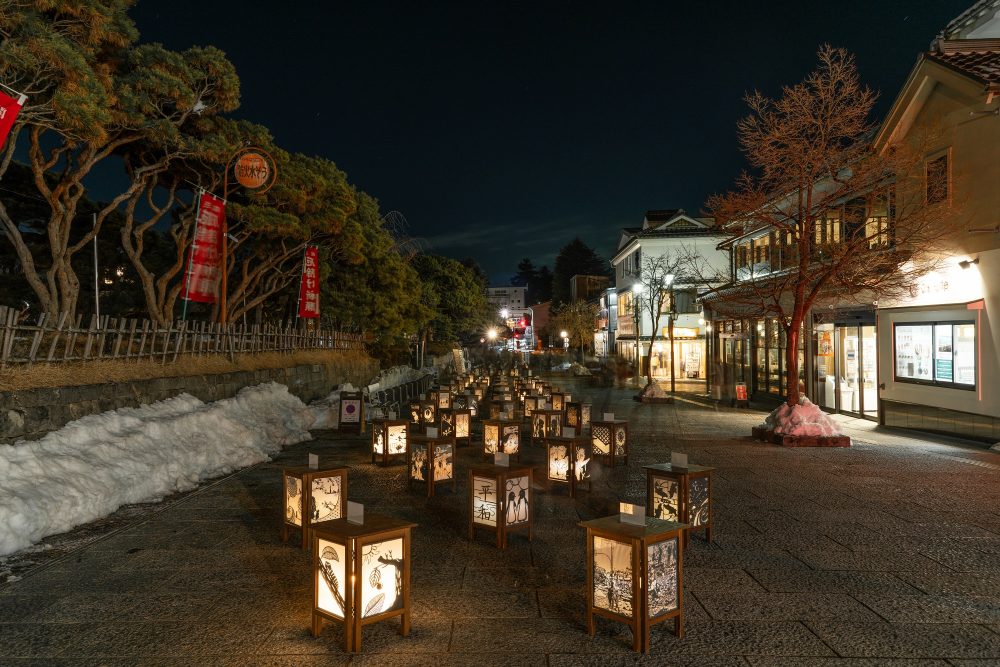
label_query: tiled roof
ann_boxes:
[930,40,1000,85]
[644,209,681,222]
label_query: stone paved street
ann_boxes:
[3,376,1000,665]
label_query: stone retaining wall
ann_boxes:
[0,363,354,444]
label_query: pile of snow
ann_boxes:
[0,382,313,557]
[569,363,592,376]
[759,396,843,437]
[640,381,667,399]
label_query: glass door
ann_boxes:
[837,325,861,414]
[814,324,835,411]
[860,325,878,420]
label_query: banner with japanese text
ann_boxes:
[182,192,225,303]
[298,245,320,317]
[0,90,27,148]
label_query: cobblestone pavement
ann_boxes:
[3,375,1000,665]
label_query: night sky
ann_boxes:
[130,0,971,283]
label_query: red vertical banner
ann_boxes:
[0,91,26,148]
[182,192,225,303]
[298,246,320,318]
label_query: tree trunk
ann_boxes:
[785,318,801,407]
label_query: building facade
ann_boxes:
[611,210,727,382]
[704,1,1000,441]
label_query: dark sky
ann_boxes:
[130,0,970,284]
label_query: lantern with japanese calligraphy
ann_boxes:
[469,464,534,549]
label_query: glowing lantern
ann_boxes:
[429,390,452,411]
[523,396,539,417]
[371,419,409,467]
[551,391,567,412]
[469,464,534,549]
[482,419,521,460]
[644,463,714,547]
[591,419,629,468]
[408,436,455,497]
[566,402,591,431]
[580,515,685,652]
[441,408,472,447]
[312,514,416,651]
[282,466,349,550]
[531,409,564,442]
[543,435,591,497]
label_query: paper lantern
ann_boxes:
[579,515,685,652]
[408,436,455,497]
[440,408,472,447]
[551,392,567,412]
[283,466,349,550]
[371,419,408,467]
[338,391,364,434]
[430,390,452,411]
[482,419,521,460]
[591,419,629,468]
[531,409,564,442]
[566,402,592,432]
[523,396,539,417]
[312,514,416,652]
[468,464,534,549]
[543,435,592,497]
[644,463,714,546]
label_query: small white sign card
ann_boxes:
[603,412,615,421]
[426,426,438,438]
[619,502,646,526]
[347,501,364,525]
[562,426,576,438]
[308,453,319,470]
[494,452,510,467]
[670,451,689,469]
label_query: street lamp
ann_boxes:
[663,274,676,397]
[632,283,643,385]
[560,330,569,350]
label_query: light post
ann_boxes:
[632,283,643,386]
[667,281,677,397]
[560,330,569,351]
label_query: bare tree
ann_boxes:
[634,250,688,388]
[706,45,960,408]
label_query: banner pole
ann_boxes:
[181,190,204,321]
[92,213,100,320]
[294,245,308,329]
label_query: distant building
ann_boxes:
[485,286,526,311]
[570,274,610,303]
[611,209,728,379]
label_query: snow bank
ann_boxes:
[569,363,592,376]
[759,396,843,437]
[640,381,667,399]
[0,382,313,557]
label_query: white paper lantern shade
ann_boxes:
[469,464,534,549]
[580,515,685,653]
[312,515,415,652]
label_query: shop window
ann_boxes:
[894,321,975,389]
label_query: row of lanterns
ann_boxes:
[280,367,713,653]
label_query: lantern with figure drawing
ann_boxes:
[644,463,714,547]
[408,435,455,497]
[468,464,534,549]
[482,419,521,461]
[371,419,408,467]
[543,435,591,497]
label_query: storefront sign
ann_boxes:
[234,151,271,189]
